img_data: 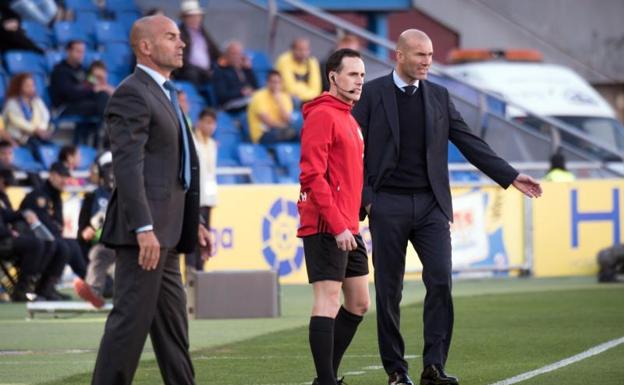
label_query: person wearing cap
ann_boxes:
[18,161,82,300]
[74,151,115,308]
[174,0,221,86]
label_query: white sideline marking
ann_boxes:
[488,336,624,385]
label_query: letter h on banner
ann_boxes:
[571,188,620,248]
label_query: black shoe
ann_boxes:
[389,372,414,385]
[311,377,346,385]
[420,365,458,385]
[36,285,71,301]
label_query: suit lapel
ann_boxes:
[134,68,179,128]
[420,80,435,148]
[380,74,400,152]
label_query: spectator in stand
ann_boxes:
[0,2,44,54]
[0,139,42,187]
[87,60,115,96]
[74,151,115,308]
[187,107,217,272]
[544,151,575,182]
[213,40,258,114]
[174,0,221,86]
[8,0,58,26]
[2,73,53,163]
[247,70,297,144]
[276,37,321,102]
[20,161,87,281]
[58,144,82,186]
[322,34,362,91]
[50,40,110,147]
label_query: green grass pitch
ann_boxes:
[0,277,622,385]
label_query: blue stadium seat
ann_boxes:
[84,50,102,67]
[54,22,92,48]
[77,145,97,171]
[216,111,239,134]
[215,132,242,161]
[107,72,124,86]
[37,144,61,170]
[45,50,64,72]
[247,50,272,87]
[13,147,44,172]
[216,158,239,167]
[174,81,203,105]
[274,143,300,166]
[250,165,275,183]
[448,143,467,163]
[101,42,133,75]
[65,0,99,12]
[0,73,7,106]
[31,73,49,105]
[74,11,98,36]
[4,51,46,74]
[287,163,300,181]
[21,21,52,49]
[275,165,298,184]
[95,21,128,45]
[450,171,480,182]
[217,174,243,184]
[116,10,141,32]
[104,0,138,12]
[237,144,274,166]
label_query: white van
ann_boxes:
[444,52,624,158]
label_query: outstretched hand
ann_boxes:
[512,174,543,198]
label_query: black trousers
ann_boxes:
[11,235,45,277]
[369,191,453,374]
[92,247,195,385]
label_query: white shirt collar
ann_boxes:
[137,64,171,100]
[392,70,419,92]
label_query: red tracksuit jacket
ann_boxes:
[297,92,364,237]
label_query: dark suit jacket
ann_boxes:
[213,64,258,107]
[352,73,518,221]
[101,67,200,253]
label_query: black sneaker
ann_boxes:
[389,372,414,385]
[420,365,458,385]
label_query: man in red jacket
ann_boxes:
[298,48,367,385]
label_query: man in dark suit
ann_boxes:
[91,15,210,385]
[352,29,542,385]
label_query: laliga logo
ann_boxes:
[262,198,304,276]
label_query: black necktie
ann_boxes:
[163,80,191,191]
[403,85,416,95]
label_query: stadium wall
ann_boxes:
[7,180,620,283]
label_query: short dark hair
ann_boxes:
[199,107,217,121]
[65,40,85,50]
[58,145,78,163]
[266,69,281,80]
[325,48,361,83]
[88,60,107,73]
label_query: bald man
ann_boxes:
[92,15,210,385]
[352,29,541,385]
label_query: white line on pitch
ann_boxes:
[488,336,624,385]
